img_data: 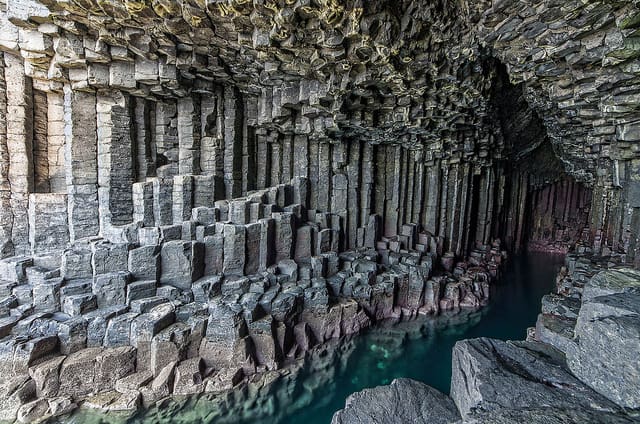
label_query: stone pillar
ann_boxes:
[200,94,217,175]
[224,86,244,198]
[28,193,69,254]
[0,54,13,257]
[133,97,156,180]
[47,92,66,193]
[32,88,49,193]
[97,91,134,228]
[154,99,178,174]
[5,53,33,255]
[178,95,201,175]
[64,84,99,241]
[243,95,258,193]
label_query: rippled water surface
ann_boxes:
[62,253,564,424]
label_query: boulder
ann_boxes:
[160,241,205,289]
[450,338,621,419]
[332,378,460,424]
[139,361,176,407]
[566,269,640,409]
[28,356,64,398]
[16,398,50,423]
[58,348,101,398]
[461,407,638,424]
[115,370,153,394]
[173,357,205,395]
[92,272,129,308]
[0,376,36,422]
[95,346,137,388]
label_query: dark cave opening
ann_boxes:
[487,61,593,254]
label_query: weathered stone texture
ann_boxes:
[0,0,640,420]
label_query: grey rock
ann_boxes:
[567,269,640,409]
[128,245,160,281]
[28,356,64,398]
[332,378,460,424]
[126,280,157,304]
[461,407,638,424]
[160,241,205,290]
[450,338,621,419]
[92,272,129,308]
[115,370,153,394]
[0,377,36,422]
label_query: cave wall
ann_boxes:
[1,0,640,417]
[0,0,638,266]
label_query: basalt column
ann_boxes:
[64,85,99,241]
[4,53,33,256]
[97,92,135,229]
[0,54,12,257]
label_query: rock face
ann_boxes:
[0,0,640,421]
[332,378,460,424]
[450,338,621,418]
[566,269,640,409]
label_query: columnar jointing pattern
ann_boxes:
[0,0,638,421]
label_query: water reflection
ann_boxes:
[56,253,563,424]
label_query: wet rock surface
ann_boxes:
[331,378,460,424]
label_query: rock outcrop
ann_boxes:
[333,257,640,424]
[332,378,460,424]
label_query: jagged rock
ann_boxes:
[203,367,243,394]
[13,336,58,374]
[332,378,460,424]
[95,346,137,388]
[173,357,205,395]
[160,241,205,290]
[28,356,64,398]
[139,361,176,407]
[0,377,36,422]
[115,370,154,394]
[534,313,575,354]
[57,348,101,398]
[46,397,76,417]
[450,338,621,419]
[92,272,129,308]
[566,269,640,409]
[460,407,638,424]
[16,398,49,423]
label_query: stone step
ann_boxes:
[0,257,33,283]
[59,280,92,297]
[25,267,60,284]
[540,293,581,320]
[61,294,98,317]
[535,313,576,355]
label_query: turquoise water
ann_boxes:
[62,253,563,424]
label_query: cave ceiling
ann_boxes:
[3,0,640,183]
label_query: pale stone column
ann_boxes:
[0,54,14,257]
[177,94,201,175]
[224,86,243,198]
[47,92,66,193]
[133,97,156,181]
[96,91,134,229]
[5,53,33,255]
[64,84,99,241]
